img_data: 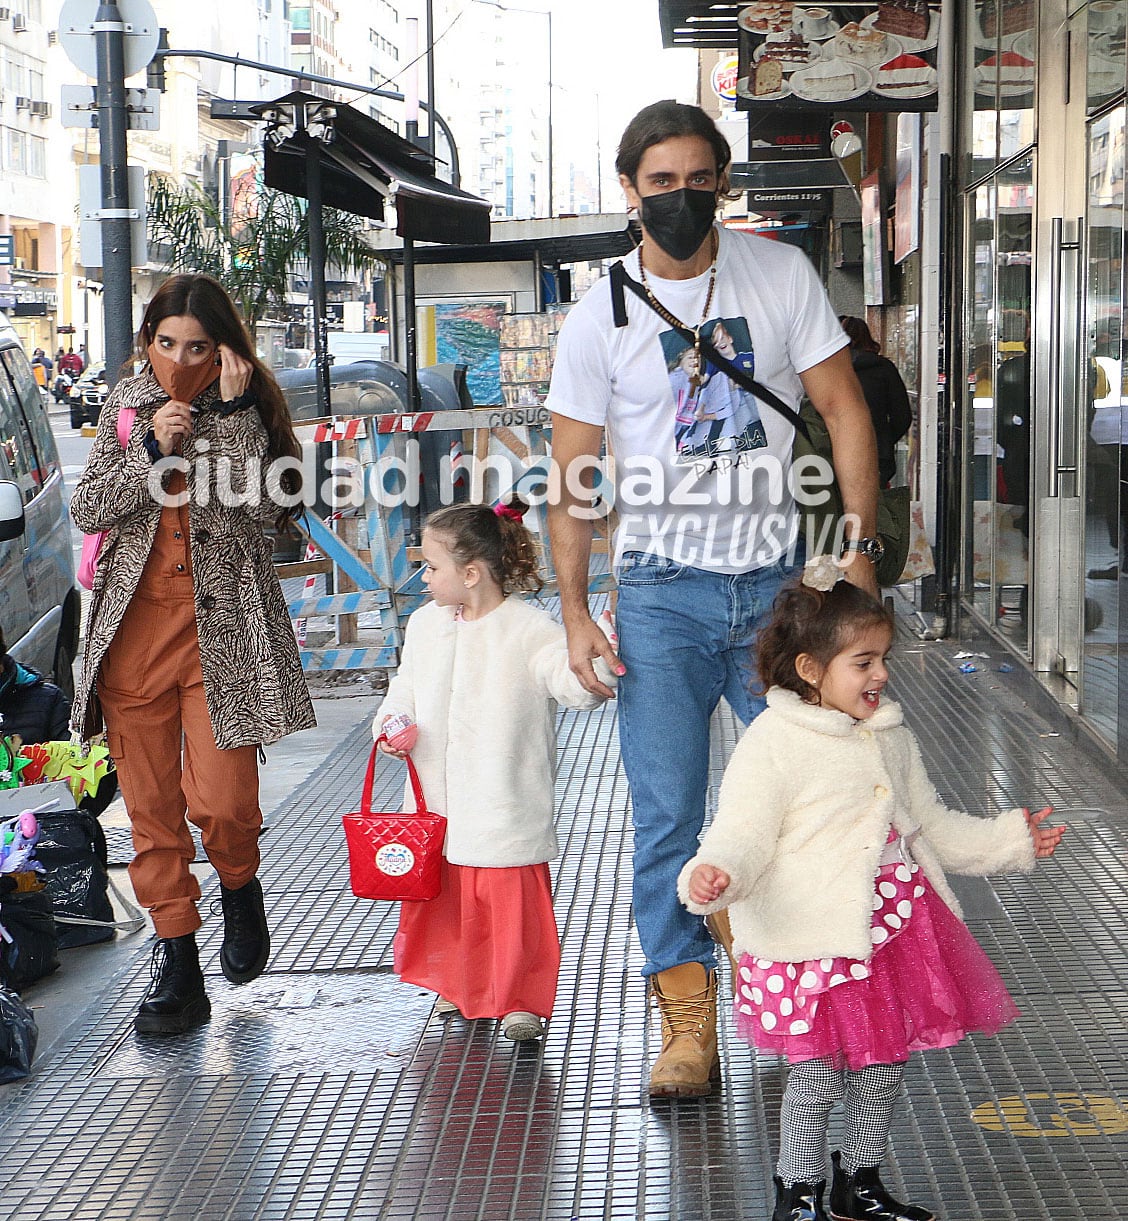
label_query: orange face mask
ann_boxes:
[147,343,221,405]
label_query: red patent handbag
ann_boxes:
[342,740,447,902]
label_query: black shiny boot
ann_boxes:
[219,877,270,984]
[829,1152,934,1221]
[773,1175,829,1221]
[134,934,211,1035]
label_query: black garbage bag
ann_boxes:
[0,984,37,1083]
[34,808,115,948]
[0,885,59,989]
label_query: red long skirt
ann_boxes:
[394,859,560,1020]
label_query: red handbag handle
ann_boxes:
[365,738,428,816]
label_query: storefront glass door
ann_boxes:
[1081,104,1125,746]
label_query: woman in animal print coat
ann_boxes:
[70,274,315,1036]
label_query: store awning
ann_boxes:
[368,213,639,266]
[250,91,492,245]
[657,1,744,49]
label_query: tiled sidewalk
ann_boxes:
[0,606,1126,1219]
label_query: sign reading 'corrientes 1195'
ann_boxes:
[737,2,1017,112]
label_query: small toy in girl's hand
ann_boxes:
[382,714,418,754]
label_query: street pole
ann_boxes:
[305,123,331,420]
[405,18,419,148]
[425,0,436,156]
[94,0,134,385]
[546,11,553,218]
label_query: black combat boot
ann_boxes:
[829,1151,934,1221]
[773,1175,829,1221]
[134,934,211,1035]
[219,876,270,984]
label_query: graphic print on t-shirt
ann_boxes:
[661,316,768,461]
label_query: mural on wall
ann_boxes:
[736,2,950,111]
[432,302,506,406]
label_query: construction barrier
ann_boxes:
[282,407,614,674]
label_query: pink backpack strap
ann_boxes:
[115,405,137,448]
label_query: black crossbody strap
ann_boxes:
[609,259,811,443]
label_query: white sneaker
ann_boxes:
[434,997,460,1016]
[501,1011,545,1041]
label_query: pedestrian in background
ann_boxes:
[374,499,619,1042]
[680,560,1063,1221]
[839,315,913,488]
[70,273,315,1036]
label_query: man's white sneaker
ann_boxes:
[501,1011,545,1041]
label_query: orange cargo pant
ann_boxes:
[98,528,261,939]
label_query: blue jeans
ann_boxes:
[616,552,799,977]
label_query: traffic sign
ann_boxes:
[58,0,159,80]
[78,164,148,269]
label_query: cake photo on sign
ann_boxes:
[755,29,816,70]
[976,49,1035,94]
[873,0,930,41]
[874,51,938,97]
[834,21,898,65]
[737,1,795,34]
[751,58,785,96]
[790,58,872,102]
[980,0,1034,38]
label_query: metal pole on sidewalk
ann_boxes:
[94,0,134,385]
[305,128,331,420]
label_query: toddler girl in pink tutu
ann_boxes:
[678,557,1063,1221]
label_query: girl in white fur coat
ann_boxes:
[374,499,619,1043]
[679,558,1063,1221]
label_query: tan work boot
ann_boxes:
[705,909,739,980]
[649,962,720,1098]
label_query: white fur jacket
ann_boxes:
[677,687,1037,963]
[374,597,611,867]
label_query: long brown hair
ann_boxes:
[137,275,301,521]
[424,496,542,596]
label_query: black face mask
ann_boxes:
[639,188,717,262]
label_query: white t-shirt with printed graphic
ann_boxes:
[546,224,848,574]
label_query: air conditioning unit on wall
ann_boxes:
[29,101,49,117]
[14,95,29,110]
[0,9,11,20]
[11,12,26,31]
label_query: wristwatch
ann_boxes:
[841,536,886,565]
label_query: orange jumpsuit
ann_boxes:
[98,473,262,938]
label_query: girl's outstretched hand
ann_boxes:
[1024,806,1064,857]
[688,864,731,906]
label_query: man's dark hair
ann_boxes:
[615,100,731,185]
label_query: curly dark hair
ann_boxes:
[424,496,543,596]
[756,577,894,703]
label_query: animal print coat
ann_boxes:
[69,369,316,750]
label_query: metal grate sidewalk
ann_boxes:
[0,608,1126,1218]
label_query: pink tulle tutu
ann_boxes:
[733,874,1019,1070]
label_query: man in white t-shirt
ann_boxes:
[546,101,880,1099]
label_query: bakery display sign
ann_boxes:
[736,1,943,112]
[971,0,1036,105]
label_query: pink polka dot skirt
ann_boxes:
[734,849,1019,1070]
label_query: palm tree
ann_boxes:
[146,170,379,326]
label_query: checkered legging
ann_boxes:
[777,1058,906,1185]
